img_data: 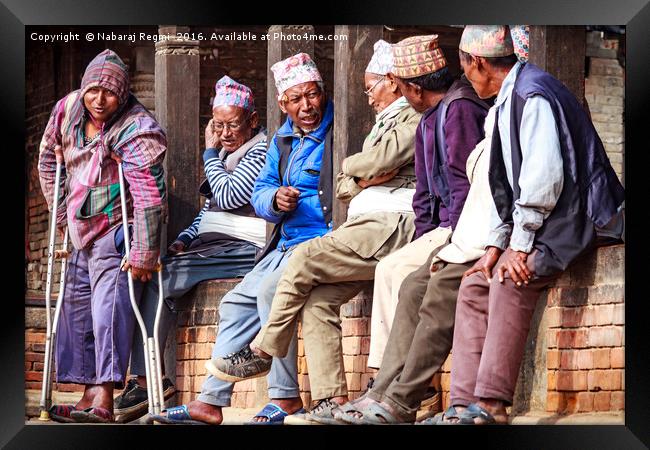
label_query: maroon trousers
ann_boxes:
[449,251,558,406]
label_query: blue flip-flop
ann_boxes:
[151,405,209,425]
[246,403,306,425]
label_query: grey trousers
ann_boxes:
[367,245,471,420]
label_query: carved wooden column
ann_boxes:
[154,26,200,387]
[155,26,200,245]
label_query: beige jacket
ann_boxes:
[330,104,421,259]
[335,105,421,203]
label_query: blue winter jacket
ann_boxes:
[252,100,334,251]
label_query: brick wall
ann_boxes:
[173,279,259,408]
[544,245,625,414]
[584,31,625,184]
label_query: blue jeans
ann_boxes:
[130,241,258,376]
[197,248,300,406]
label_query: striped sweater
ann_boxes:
[176,137,268,244]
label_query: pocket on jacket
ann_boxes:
[304,168,320,176]
[75,182,121,220]
[333,212,401,259]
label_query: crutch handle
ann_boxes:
[54,145,64,165]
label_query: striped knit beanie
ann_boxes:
[80,49,130,105]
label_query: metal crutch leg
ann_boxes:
[39,148,68,421]
[116,161,166,417]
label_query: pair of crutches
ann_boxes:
[39,148,167,420]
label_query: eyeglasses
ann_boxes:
[363,76,386,96]
[213,119,247,133]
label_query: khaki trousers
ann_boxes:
[368,227,452,368]
[253,214,415,400]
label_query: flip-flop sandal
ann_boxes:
[332,401,365,424]
[150,405,209,425]
[450,403,507,425]
[417,405,462,425]
[336,400,407,425]
[245,403,306,425]
[48,404,78,423]
[69,407,114,423]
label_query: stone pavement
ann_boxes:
[26,390,623,425]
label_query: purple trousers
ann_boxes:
[449,250,558,406]
[55,225,143,386]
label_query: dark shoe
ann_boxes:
[205,346,272,383]
[114,377,176,423]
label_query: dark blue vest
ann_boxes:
[489,63,625,276]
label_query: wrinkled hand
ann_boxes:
[167,240,186,255]
[496,248,532,286]
[463,246,503,283]
[121,260,155,283]
[274,186,300,212]
[205,119,221,149]
[357,168,400,189]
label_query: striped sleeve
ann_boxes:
[177,199,209,244]
[202,141,268,210]
[114,120,168,270]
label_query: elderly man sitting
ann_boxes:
[209,39,423,424]
[113,75,269,422]
[151,53,335,425]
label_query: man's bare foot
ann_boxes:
[250,397,303,423]
[157,400,223,425]
[473,399,508,424]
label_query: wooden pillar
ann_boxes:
[155,25,200,247]
[529,26,586,104]
[154,26,200,386]
[332,25,384,227]
[253,25,317,408]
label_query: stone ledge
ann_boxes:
[511,411,624,425]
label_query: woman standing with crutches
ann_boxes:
[37,49,167,423]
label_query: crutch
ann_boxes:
[116,161,166,417]
[39,147,70,421]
